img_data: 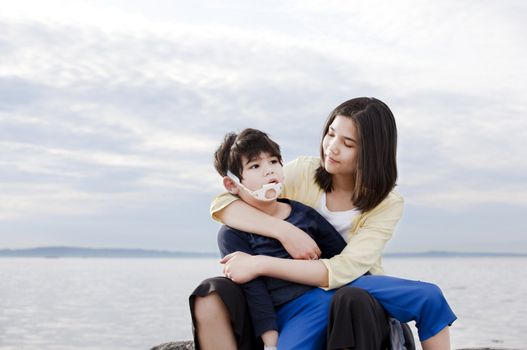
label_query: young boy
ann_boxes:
[213,128,347,350]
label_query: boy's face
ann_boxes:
[239,152,284,198]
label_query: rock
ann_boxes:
[150,341,194,350]
[151,342,518,350]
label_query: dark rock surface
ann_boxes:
[151,341,194,350]
[151,342,520,350]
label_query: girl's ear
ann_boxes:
[223,176,239,195]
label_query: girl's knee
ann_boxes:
[418,282,451,316]
[421,282,445,302]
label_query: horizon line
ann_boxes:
[0,246,526,257]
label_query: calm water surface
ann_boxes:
[0,257,526,349]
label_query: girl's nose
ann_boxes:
[328,141,338,155]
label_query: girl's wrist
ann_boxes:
[253,255,269,276]
[270,219,292,241]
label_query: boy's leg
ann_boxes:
[327,286,390,350]
[349,275,457,342]
[275,288,336,350]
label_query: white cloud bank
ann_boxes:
[0,0,525,251]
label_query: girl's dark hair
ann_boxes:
[315,97,398,212]
[214,128,282,180]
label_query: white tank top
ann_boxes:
[316,193,360,242]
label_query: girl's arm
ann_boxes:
[221,191,405,289]
[322,191,404,289]
[221,252,330,287]
[217,199,322,260]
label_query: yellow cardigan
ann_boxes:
[210,156,404,289]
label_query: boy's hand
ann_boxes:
[276,225,321,260]
[220,252,260,283]
[261,330,278,348]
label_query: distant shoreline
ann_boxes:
[0,247,219,258]
[0,247,525,258]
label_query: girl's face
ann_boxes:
[322,115,359,177]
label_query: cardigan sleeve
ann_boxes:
[281,157,303,199]
[210,192,239,222]
[320,192,404,289]
[282,156,321,206]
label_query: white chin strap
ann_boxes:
[227,171,283,202]
[247,181,283,201]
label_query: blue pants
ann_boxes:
[276,288,334,350]
[275,275,457,349]
[349,275,457,341]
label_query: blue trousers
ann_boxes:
[349,275,457,341]
[275,275,457,349]
[276,287,334,350]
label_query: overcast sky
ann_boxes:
[1,0,526,253]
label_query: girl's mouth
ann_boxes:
[326,155,339,164]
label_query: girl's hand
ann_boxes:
[218,200,321,260]
[276,225,321,260]
[220,252,260,284]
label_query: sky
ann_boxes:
[1,0,526,253]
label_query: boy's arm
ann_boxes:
[217,227,278,345]
[213,194,321,260]
[307,209,348,259]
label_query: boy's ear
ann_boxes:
[223,176,239,195]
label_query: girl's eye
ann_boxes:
[345,143,353,148]
[249,164,259,169]
[271,159,279,164]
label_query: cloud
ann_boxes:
[0,1,525,251]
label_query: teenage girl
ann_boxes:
[191,97,456,350]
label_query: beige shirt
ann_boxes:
[210,156,404,289]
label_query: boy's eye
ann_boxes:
[270,159,279,164]
[249,164,259,169]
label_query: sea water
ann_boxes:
[0,257,526,350]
